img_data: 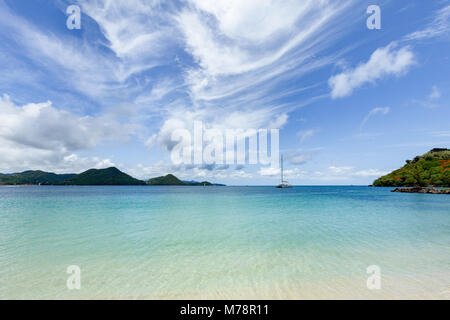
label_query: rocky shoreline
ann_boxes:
[391,187,450,194]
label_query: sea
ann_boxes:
[0,186,449,299]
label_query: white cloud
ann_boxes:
[1,0,403,184]
[126,161,254,181]
[188,0,316,43]
[360,107,390,131]
[0,0,360,152]
[60,154,116,173]
[0,94,133,172]
[178,0,358,107]
[269,113,289,129]
[0,0,181,108]
[79,0,174,63]
[155,106,288,152]
[289,154,313,165]
[303,166,388,182]
[354,169,389,177]
[329,43,415,98]
[0,95,132,151]
[145,134,157,150]
[178,0,343,77]
[327,166,354,175]
[258,167,280,177]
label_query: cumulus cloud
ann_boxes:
[0,95,133,172]
[155,106,288,153]
[329,43,415,99]
[307,166,389,181]
[0,95,132,151]
[360,107,390,131]
[258,166,280,176]
[354,169,389,177]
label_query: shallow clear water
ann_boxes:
[0,186,449,299]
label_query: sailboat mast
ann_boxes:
[281,155,284,183]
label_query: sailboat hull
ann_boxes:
[276,183,292,188]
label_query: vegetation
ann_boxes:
[0,169,224,186]
[0,167,145,186]
[373,148,450,187]
[0,171,75,185]
[147,174,223,186]
[64,167,146,185]
[147,174,185,185]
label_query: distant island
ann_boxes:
[0,167,145,186]
[373,148,450,192]
[148,174,226,186]
[0,167,224,186]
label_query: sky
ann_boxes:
[0,0,449,185]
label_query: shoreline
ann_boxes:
[391,187,450,194]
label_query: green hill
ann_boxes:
[0,169,222,186]
[64,167,146,185]
[147,174,185,185]
[373,148,450,187]
[147,174,223,186]
[0,167,145,186]
[0,170,75,185]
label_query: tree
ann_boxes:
[404,163,428,187]
[442,171,450,187]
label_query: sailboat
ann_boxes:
[276,155,292,188]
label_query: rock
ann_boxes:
[391,187,450,194]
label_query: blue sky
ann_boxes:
[0,0,449,185]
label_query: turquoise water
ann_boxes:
[0,186,449,299]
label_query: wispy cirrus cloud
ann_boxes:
[297,129,320,144]
[405,5,450,41]
[177,0,358,110]
[289,153,314,165]
[360,107,390,131]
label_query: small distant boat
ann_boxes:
[276,155,292,188]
